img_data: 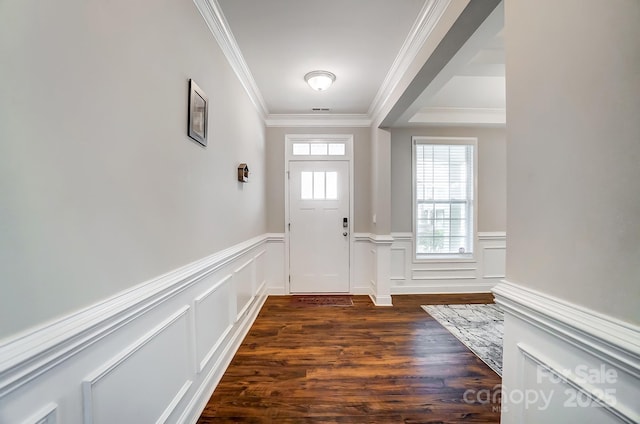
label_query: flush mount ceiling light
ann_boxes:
[304,70,336,91]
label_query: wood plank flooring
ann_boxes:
[197,294,501,423]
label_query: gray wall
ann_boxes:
[0,0,266,339]
[390,127,507,233]
[265,127,371,233]
[505,0,640,324]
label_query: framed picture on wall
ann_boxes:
[188,79,208,147]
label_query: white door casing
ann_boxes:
[289,161,350,293]
[284,134,354,294]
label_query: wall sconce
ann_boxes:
[237,163,249,182]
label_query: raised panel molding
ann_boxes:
[390,247,407,280]
[193,275,233,373]
[178,282,267,424]
[496,281,640,423]
[21,403,57,424]
[0,235,273,424]
[82,306,193,424]
[412,267,477,281]
[517,343,636,423]
[482,246,506,279]
[493,281,640,379]
[352,233,373,294]
[265,233,285,295]
[389,232,505,293]
[233,259,255,322]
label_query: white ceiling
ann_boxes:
[216,0,425,115]
[398,3,505,126]
[213,0,504,127]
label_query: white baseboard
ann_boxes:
[493,281,640,423]
[0,235,271,424]
[369,293,393,306]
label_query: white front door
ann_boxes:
[289,161,350,293]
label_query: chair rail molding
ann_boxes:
[494,281,640,423]
[0,234,271,424]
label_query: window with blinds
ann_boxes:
[413,138,476,259]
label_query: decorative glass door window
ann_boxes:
[301,171,338,200]
[292,143,346,156]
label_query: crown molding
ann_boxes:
[408,107,506,126]
[265,114,372,128]
[192,0,269,120]
[367,0,452,126]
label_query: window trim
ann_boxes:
[412,136,478,263]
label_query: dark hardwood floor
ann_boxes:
[198,294,501,423]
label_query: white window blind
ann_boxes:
[415,142,474,257]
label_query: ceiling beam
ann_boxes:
[379,0,502,128]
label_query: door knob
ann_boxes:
[343,232,348,236]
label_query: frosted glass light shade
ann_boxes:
[304,71,336,91]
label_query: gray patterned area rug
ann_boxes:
[421,304,504,376]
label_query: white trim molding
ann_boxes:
[192,0,268,120]
[408,107,506,126]
[20,403,57,424]
[389,232,504,294]
[517,343,638,424]
[493,281,640,378]
[265,114,371,128]
[494,281,640,423]
[477,231,507,241]
[192,0,453,128]
[0,235,271,424]
[368,0,452,124]
[82,307,193,424]
[284,134,355,295]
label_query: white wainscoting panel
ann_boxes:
[482,247,506,279]
[265,234,285,295]
[266,232,377,296]
[390,232,505,294]
[21,403,57,424]
[352,233,374,294]
[193,275,233,373]
[366,234,394,306]
[0,235,271,424]
[254,250,266,295]
[82,307,192,424]
[494,281,640,424]
[234,259,255,322]
[479,232,506,280]
[390,247,407,281]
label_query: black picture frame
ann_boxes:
[188,79,208,147]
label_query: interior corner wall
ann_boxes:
[505,0,640,325]
[265,126,372,234]
[390,126,507,233]
[0,0,266,340]
[371,127,392,235]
